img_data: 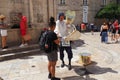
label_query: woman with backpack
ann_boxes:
[45,17,60,80]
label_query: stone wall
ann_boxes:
[0,0,114,27]
[0,0,51,28]
[0,27,42,47]
[0,0,54,47]
[0,0,116,47]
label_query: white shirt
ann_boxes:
[0,22,7,36]
[54,20,68,37]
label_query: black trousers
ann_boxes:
[59,46,73,61]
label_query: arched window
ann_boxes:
[60,0,65,4]
[83,0,87,5]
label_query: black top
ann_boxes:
[47,30,58,51]
[102,29,108,32]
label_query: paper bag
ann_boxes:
[23,34,31,41]
[65,25,80,41]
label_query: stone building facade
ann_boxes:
[0,0,50,28]
[0,0,117,46]
[55,0,115,25]
[0,0,116,27]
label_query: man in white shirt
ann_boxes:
[54,13,73,70]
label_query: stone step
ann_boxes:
[0,44,40,55]
[0,44,42,61]
[0,49,42,61]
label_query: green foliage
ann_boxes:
[95,3,120,20]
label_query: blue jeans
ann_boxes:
[101,31,108,43]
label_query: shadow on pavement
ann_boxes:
[19,56,34,59]
[18,53,46,60]
[62,65,97,80]
[71,39,85,49]
[86,61,118,74]
[62,75,97,80]
[73,61,117,75]
[62,61,118,80]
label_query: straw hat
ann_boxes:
[0,14,5,19]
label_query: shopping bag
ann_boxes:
[65,24,80,41]
[23,33,31,41]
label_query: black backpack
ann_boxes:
[39,31,53,53]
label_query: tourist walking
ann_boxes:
[90,23,94,35]
[0,14,8,49]
[45,17,60,80]
[113,20,119,43]
[100,22,108,43]
[18,13,29,47]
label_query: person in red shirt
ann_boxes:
[81,22,86,32]
[113,20,119,30]
[113,20,119,42]
[18,13,28,47]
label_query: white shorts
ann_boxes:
[1,29,7,36]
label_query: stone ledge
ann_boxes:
[0,27,42,47]
[0,49,41,62]
[0,44,40,54]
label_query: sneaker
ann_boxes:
[24,43,28,46]
[48,73,51,79]
[51,77,60,80]
[61,63,65,68]
[68,64,72,70]
[19,44,25,47]
[2,46,8,49]
[115,40,119,43]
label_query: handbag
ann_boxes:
[23,33,31,41]
[100,31,102,36]
[65,24,80,41]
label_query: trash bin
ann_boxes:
[79,53,91,66]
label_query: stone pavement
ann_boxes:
[0,32,120,80]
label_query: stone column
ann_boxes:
[24,0,29,21]
[28,0,34,27]
[53,0,57,21]
[47,0,57,21]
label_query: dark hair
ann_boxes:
[58,13,65,20]
[18,12,22,16]
[49,17,56,27]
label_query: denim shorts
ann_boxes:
[47,50,58,62]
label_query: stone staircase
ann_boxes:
[0,44,41,61]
